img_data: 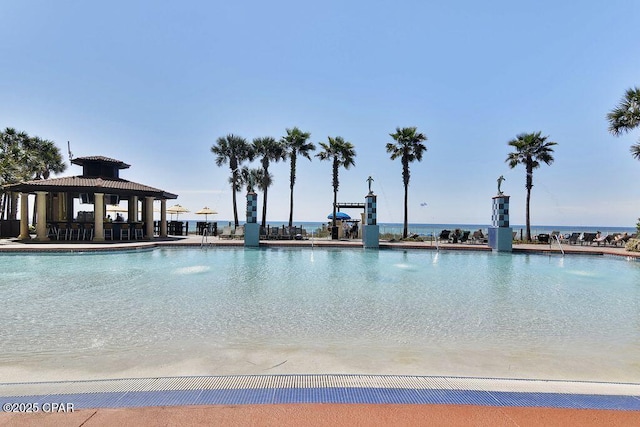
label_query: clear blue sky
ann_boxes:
[2,1,639,227]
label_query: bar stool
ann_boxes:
[69,223,82,240]
[120,223,130,240]
[133,223,144,239]
[47,223,58,240]
[83,223,94,240]
[103,222,113,240]
[57,223,69,240]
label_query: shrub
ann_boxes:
[626,238,640,252]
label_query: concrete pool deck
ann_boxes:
[1,234,639,258]
[1,236,639,425]
[1,375,639,426]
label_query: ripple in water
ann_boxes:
[173,265,211,274]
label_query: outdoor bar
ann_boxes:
[5,155,178,241]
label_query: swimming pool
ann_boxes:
[1,248,639,383]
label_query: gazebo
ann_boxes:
[5,155,178,241]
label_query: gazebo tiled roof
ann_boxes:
[71,156,131,169]
[4,154,177,199]
[7,176,177,199]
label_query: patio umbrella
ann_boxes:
[195,206,218,221]
[327,212,351,220]
[166,204,190,220]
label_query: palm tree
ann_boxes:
[211,134,254,226]
[237,166,265,193]
[27,137,66,179]
[253,137,286,227]
[316,136,356,239]
[386,127,428,239]
[0,129,25,219]
[505,132,557,242]
[607,87,640,160]
[23,135,67,225]
[0,128,66,220]
[281,127,314,227]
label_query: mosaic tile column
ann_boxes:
[363,193,379,248]
[245,191,259,247]
[489,195,512,252]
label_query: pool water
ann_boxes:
[1,248,639,383]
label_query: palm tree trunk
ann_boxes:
[402,160,410,239]
[262,187,268,228]
[525,188,531,242]
[331,159,339,239]
[332,186,338,240]
[403,183,409,238]
[288,154,296,227]
[232,170,239,227]
[525,165,533,242]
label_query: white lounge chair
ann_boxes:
[220,226,233,239]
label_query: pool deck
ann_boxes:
[1,375,639,426]
[1,234,639,259]
[1,236,639,425]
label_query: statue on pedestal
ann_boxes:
[497,175,505,195]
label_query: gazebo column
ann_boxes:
[94,192,105,241]
[160,199,168,237]
[18,192,31,240]
[145,197,154,239]
[130,196,139,222]
[34,191,49,241]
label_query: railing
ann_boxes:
[201,228,209,247]
[552,234,565,256]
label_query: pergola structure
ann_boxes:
[5,155,178,241]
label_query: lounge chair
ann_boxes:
[220,226,233,239]
[550,231,563,243]
[278,227,291,240]
[594,234,608,246]
[580,232,597,246]
[567,232,581,245]
[537,233,550,244]
[471,230,486,244]
[613,233,632,246]
[438,230,451,242]
[269,227,279,240]
[233,226,244,239]
[459,230,470,243]
[604,234,619,246]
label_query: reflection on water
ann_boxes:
[0,249,639,382]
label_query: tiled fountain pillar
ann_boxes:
[363,193,379,248]
[488,195,512,252]
[244,191,259,247]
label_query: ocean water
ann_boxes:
[182,220,636,238]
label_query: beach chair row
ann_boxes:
[438,229,487,244]
[558,231,637,246]
[261,226,307,240]
[218,225,309,240]
[218,226,244,239]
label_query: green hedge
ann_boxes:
[625,238,640,252]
